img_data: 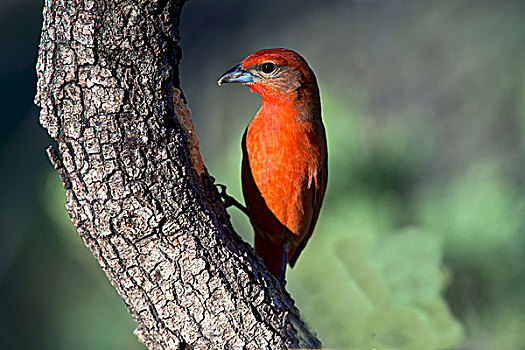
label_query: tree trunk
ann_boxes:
[34,0,321,349]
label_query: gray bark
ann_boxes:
[34,0,321,349]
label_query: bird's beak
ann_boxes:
[217,64,254,86]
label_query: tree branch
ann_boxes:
[34,0,321,349]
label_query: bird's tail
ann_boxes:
[254,233,285,278]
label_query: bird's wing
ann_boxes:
[288,147,327,268]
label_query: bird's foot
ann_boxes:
[279,242,289,285]
[216,184,249,216]
[279,276,287,287]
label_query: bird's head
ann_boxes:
[218,48,318,102]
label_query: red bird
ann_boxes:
[218,48,327,281]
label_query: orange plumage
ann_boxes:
[218,48,327,280]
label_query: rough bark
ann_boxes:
[34,0,321,349]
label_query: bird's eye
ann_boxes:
[261,62,276,74]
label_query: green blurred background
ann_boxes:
[1,0,525,349]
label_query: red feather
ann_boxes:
[220,48,327,279]
[240,49,327,278]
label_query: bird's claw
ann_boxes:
[216,184,249,216]
[216,184,233,208]
[216,184,227,198]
